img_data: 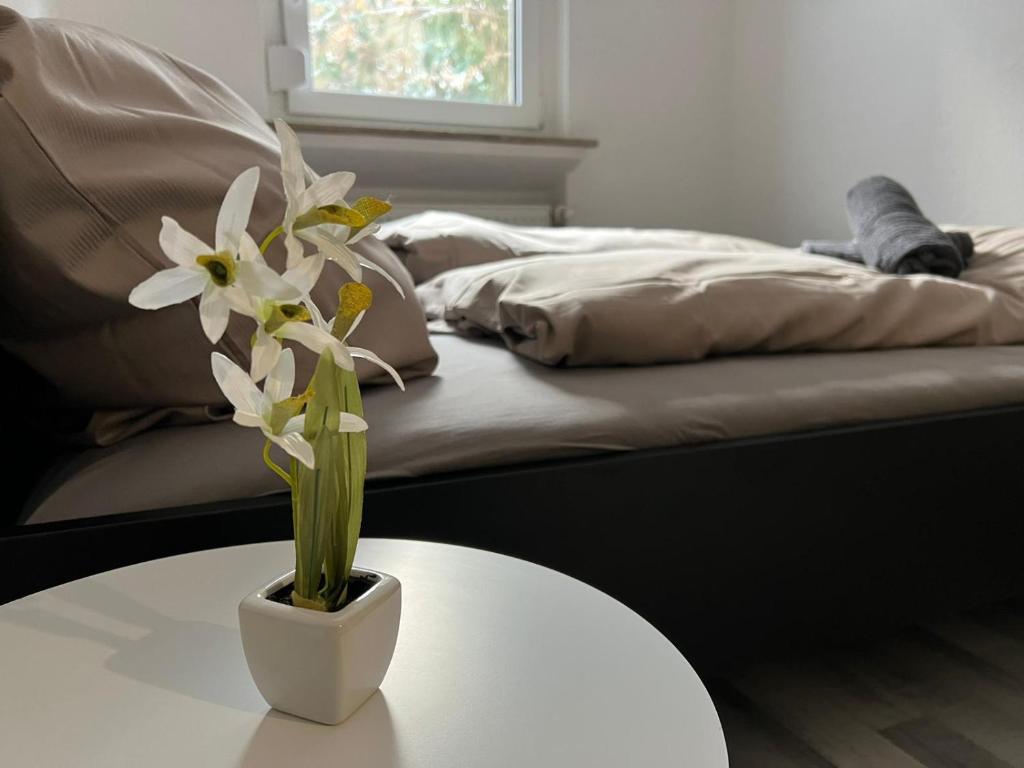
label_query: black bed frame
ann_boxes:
[4,402,1024,672]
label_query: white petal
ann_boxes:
[238,231,265,264]
[216,166,260,254]
[159,217,211,267]
[199,283,231,343]
[275,119,307,205]
[348,222,380,244]
[299,229,362,281]
[222,285,258,318]
[317,223,352,240]
[276,322,355,370]
[235,262,302,301]
[280,414,307,435]
[284,230,306,270]
[250,326,283,383]
[233,411,266,429]
[303,297,330,332]
[359,259,406,299]
[342,310,365,341]
[336,412,369,433]
[264,347,296,403]
[297,171,356,212]
[128,266,206,309]
[283,253,325,296]
[349,346,405,391]
[269,430,315,469]
[211,352,265,417]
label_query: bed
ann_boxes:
[8,328,1024,669]
[22,334,1024,525]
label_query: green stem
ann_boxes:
[259,225,284,255]
[262,439,293,487]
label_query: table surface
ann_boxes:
[0,539,728,767]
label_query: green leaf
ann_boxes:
[292,450,325,607]
[293,349,369,612]
[341,369,367,581]
[314,428,345,610]
[305,349,344,439]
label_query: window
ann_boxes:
[281,0,541,129]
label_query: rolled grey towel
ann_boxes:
[802,230,974,271]
[845,176,968,277]
[800,239,863,263]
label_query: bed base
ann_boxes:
[4,403,1024,671]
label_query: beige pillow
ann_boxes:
[380,210,784,282]
[0,9,436,444]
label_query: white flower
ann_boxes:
[235,249,404,392]
[307,288,406,392]
[129,167,301,343]
[211,348,367,469]
[241,282,405,392]
[230,271,356,383]
[275,119,405,298]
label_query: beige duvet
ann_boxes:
[416,226,1024,366]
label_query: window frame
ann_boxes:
[281,0,542,129]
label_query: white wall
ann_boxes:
[730,0,1024,245]
[564,0,734,231]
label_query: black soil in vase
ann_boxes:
[268,573,380,611]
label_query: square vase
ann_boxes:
[238,567,401,725]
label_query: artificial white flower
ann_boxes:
[274,119,405,298]
[129,167,301,343]
[211,348,367,469]
[243,281,405,392]
[307,287,406,392]
[235,250,403,391]
[228,261,356,382]
[245,305,355,383]
[222,231,331,381]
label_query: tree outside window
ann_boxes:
[308,0,515,106]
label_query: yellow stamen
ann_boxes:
[293,205,367,231]
[332,282,373,341]
[196,253,236,287]
[350,197,392,226]
[319,205,368,227]
[264,303,311,334]
[339,282,373,319]
[268,388,314,435]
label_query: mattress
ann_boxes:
[24,334,1024,524]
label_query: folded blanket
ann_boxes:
[417,226,1024,367]
[802,230,975,268]
[804,176,970,277]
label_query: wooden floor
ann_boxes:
[708,600,1024,767]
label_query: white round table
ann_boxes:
[0,540,727,767]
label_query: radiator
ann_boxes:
[382,203,558,227]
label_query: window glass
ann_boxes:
[307,0,516,105]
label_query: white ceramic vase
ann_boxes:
[238,567,401,725]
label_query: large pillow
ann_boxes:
[0,9,436,444]
[380,210,785,283]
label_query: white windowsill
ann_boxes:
[286,123,597,194]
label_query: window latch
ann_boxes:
[266,45,306,92]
